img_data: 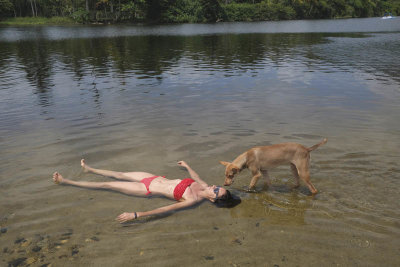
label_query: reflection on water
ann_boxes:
[1,32,399,123]
[0,19,400,266]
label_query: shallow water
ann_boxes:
[1,18,400,266]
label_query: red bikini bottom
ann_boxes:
[141,176,165,195]
[141,176,195,200]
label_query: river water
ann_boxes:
[1,17,399,266]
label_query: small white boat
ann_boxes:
[381,13,395,19]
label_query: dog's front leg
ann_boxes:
[248,169,262,190]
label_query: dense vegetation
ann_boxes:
[0,0,399,24]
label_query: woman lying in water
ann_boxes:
[52,160,240,223]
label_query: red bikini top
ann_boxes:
[173,178,195,201]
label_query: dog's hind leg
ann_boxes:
[290,163,300,189]
[296,160,318,195]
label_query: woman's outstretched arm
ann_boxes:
[177,161,208,187]
[116,199,198,223]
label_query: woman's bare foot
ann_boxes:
[53,172,64,184]
[81,159,90,172]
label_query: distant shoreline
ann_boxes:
[1,0,398,26]
[0,15,382,26]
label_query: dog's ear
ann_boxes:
[219,161,231,166]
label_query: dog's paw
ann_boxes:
[245,188,258,193]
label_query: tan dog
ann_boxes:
[220,138,327,195]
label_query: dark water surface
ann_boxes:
[1,18,400,266]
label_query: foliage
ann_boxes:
[202,0,224,22]
[71,8,89,23]
[384,0,400,14]
[162,0,204,23]
[155,0,203,22]
[222,1,296,21]
[120,0,146,20]
[0,0,13,18]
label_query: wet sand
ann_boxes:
[1,127,399,266]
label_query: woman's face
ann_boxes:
[209,185,227,202]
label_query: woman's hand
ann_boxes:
[178,160,207,187]
[177,160,189,168]
[116,212,137,223]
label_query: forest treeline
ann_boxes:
[1,0,399,23]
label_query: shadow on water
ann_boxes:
[230,189,313,226]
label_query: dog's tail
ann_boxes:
[307,138,327,152]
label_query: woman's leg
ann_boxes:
[53,172,148,197]
[81,159,155,182]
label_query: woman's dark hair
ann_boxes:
[214,190,241,208]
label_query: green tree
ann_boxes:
[121,0,146,20]
[0,0,13,17]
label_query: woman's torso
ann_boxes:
[149,177,201,201]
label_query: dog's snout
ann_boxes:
[224,177,234,186]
